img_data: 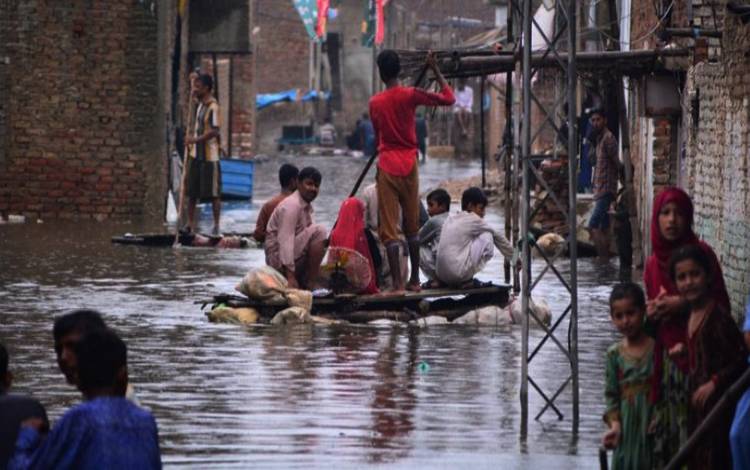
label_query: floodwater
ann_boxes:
[0,155,622,468]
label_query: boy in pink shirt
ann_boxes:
[369,50,454,293]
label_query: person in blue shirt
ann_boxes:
[9,329,161,470]
[358,113,376,157]
[731,303,750,470]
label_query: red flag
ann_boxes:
[317,0,329,38]
[375,0,385,44]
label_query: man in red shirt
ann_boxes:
[369,50,454,293]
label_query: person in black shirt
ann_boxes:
[0,342,48,468]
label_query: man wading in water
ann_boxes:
[185,74,222,236]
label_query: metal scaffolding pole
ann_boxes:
[517,0,579,434]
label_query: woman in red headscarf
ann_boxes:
[645,187,730,468]
[328,197,379,295]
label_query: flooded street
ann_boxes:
[0,156,621,468]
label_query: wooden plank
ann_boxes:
[203,284,512,322]
[112,232,254,247]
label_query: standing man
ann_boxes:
[253,164,299,244]
[265,167,327,289]
[185,74,222,236]
[588,108,619,261]
[369,50,454,293]
[454,78,473,137]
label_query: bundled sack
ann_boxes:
[534,232,566,259]
[453,306,513,326]
[285,288,313,311]
[236,266,288,302]
[207,306,259,325]
[509,297,552,326]
[270,307,311,325]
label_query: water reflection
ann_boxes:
[368,327,417,463]
[0,156,618,468]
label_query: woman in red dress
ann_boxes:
[328,197,379,295]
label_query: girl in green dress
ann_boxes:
[603,282,655,470]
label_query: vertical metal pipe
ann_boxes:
[501,1,517,284]
[228,56,234,157]
[480,76,486,188]
[566,0,580,434]
[520,0,532,432]
[310,40,315,92]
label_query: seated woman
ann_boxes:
[326,198,378,295]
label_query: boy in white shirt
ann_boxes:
[436,187,513,287]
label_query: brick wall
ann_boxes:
[0,1,166,221]
[231,56,255,158]
[629,0,750,315]
[254,0,311,154]
[684,52,750,316]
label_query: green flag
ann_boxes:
[293,0,319,40]
[361,0,376,47]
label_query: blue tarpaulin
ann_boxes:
[256,89,330,110]
[256,89,297,110]
[301,90,331,102]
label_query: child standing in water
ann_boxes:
[602,282,655,470]
[669,245,747,469]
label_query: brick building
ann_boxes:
[0,0,173,222]
[0,0,256,222]
[627,0,750,315]
[251,0,498,154]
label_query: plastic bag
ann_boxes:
[235,266,288,302]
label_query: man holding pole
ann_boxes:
[185,74,222,236]
[369,50,454,293]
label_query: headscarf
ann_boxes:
[645,186,729,309]
[329,197,379,294]
[647,187,699,296]
[645,187,730,400]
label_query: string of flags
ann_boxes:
[292,0,388,46]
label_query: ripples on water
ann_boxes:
[0,156,621,468]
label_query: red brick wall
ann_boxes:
[397,0,498,47]
[255,0,310,94]
[0,1,163,221]
[253,0,311,153]
[232,56,254,158]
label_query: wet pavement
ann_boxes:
[0,155,622,468]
